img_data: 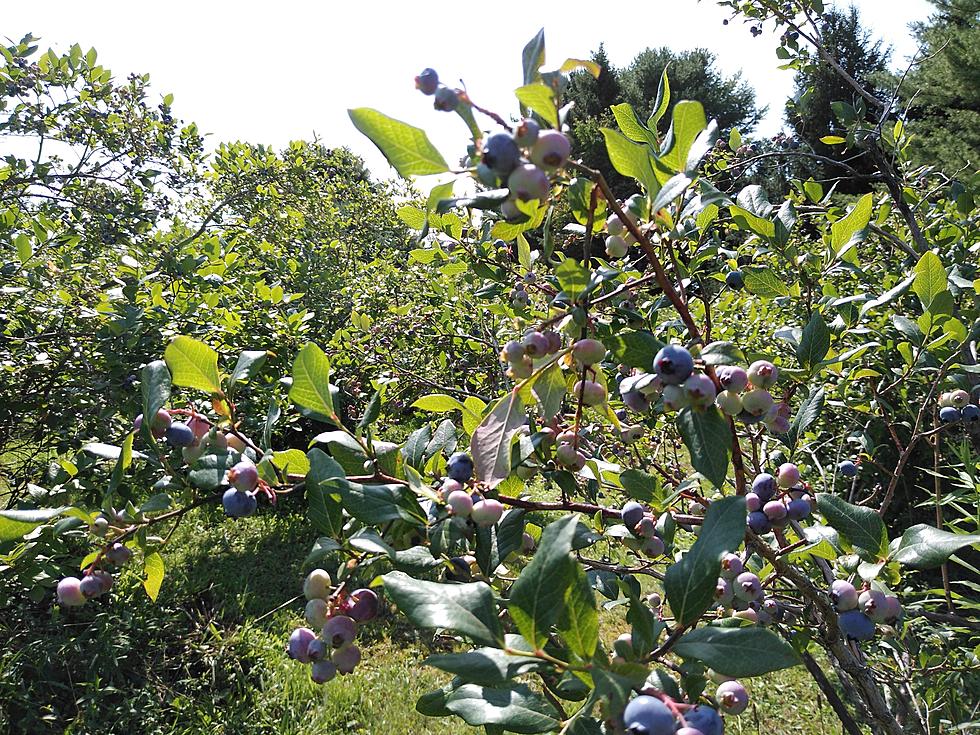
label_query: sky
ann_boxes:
[3,0,934,179]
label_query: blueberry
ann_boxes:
[530,130,571,170]
[106,542,133,565]
[940,406,961,423]
[735,572,763,601]
[446,489,473,517]
[684,374,717,408]
[306,638,328,662]
[949,389,969,408]
[287,627,316,663]
[882,594,902,621]
[415,68,439,95]
[556,443,587,470]
[304,568,331,601]
[91,570,113,595]
[57,577,86,606]
[229,461,259,492]
[653,344,695,385]
[574,379,607,406]
[720,553,743,579]
[433,86,459,112]
[620,502,644,530]
[838,460,858,478]
[622,695,675,735]
[838,609,875,640]
[306,598,329,627]
[751,473,777,502]
[715,578,734,606]
[514,118,540,147]
[483,132,521,176]
[962,404,979,422]
[741,388,774,417]
[830,580,858,611]
[507,163,550,201]
[571,339,606,367]
[471,498,504,526]
[715,390,743,416]
[522,331,550,358]
[745,492,761,512]
[786,497,811,520]
[605,235,629,258]
[311,659,337,683]
[163,421,195,447]
[346,588,380,623]
[332,642,361,674]
[222,488,257,518]
[447,452,474,482]
[747,360,779,389]
[685,705,723,735]
[677,729,706,735]
[642,535,666,557]
[622,390,652,413]
[323,615,357,647]
[859,589,887,620]
[747,511,771,534]
[725,270,744,289]
[79,574,106,599]
[716,679,749,714]
[777,462,800,488]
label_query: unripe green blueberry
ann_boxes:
[606,214,625,236]
[747,360,779,388]
[555,443,587,470]
[605,235,628,258]
[716,390,743,415]
[306,598,329,627]
[447,489,473,517]
[471,498,504,526]
[741,388,774,417]
[507,163,550,202]
[508,356,534,379]
[662,384,690,411]
[620,424,644,443]
[613,633,634,659]
[182,442,207,465]
[332,642,361,674]
[529,130,571,170]
[304,568,332,601]
[949,389,969,408]
[635,516,657,538]
[574,380,607,406]
[938,391,955,407]
[90,515,109,536]
[572,339,606,366]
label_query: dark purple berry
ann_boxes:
[415,68,439,95]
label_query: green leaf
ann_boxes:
[611,103,657,146]
[816,493,888,561]
[164,336,221,395]
[188,452,239,490]
[786,387,823,451]
[341,482,425,526]
[306,449,345,538]
[14,233,32,263]
[304,537,342,567]
[891,525,980,570]
[348,108,448,177]
[425,646,544,686]
[620,468,664,507]
[403,424,433,470]
[531,363,566,420]
[521,28,546,85]
[289,343,336,421]
[471,391,526,488]
[445,684,558,734]
[556,562,599,659]
[677,407,731,488]
[797,312,830,369]
[273,449,310,476]
[382,571,503,646]
[555,259,590,302]
[673,626,800,677]
[729,205,776,240]
[476,509,526,575]
[509,514,579,649]
[830,193,873,255]
[912,251,949,314]
[140,360,171,444]
[664,496,746,626]
[606,330,665,369]
[231,350,267,383]
[743,267,789,298]
[650,173,692,214]
[648,67,671,129]
[142,551,164,602]
[660,101,707,173]
[600,127,658,194]
[700,341,746,367]
[0,507,70,542]
[517,234,532,271]
[514,84,558,128]
[412,394,466,413]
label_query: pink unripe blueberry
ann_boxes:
[332,642,361,674]
[574,380,607,406]
[508,164,550,202]
[530,130,571,170]
[323,615,357,648]
[859,589,887,621]
[441,478,463,495]
[447,490,474,517]
[716,365,749,393]
[747,360,779,389]
[502,340,525,363]
[622,390,651,412]
[777,462,800,488]
[715,578,734,606]
[306,598,329,627]
[514,118,540,147]
[763,500,788,521]
[57,577,86,606]
[135,408,172,438]
[229,461,259,492]
[720,553,743,579]
[830,580,858,611]
[304,569,332,601]
[225,432,247,452]
[733,608,759,623]
[288,627,317,663]
[745,492,762,512]
[883,595,901,621]
[106,542,132,565]
[311,659,337,683]
[556,444,587,470]
[521,532,536,553]
[684,373,717,408]
[187,414,211,439]
[716,680,749,714]
[735,572,763,601]
[471,498,504,526]
[572,339,606,366]
[346,588,380,623]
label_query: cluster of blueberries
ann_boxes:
[416,67,571,223]
[622,694,729,735]
[134,407,250,463]
[603,194,648,259]
[745,464,814,535]
[441,452,504,526]
[938,389,980,424]
[289,569,380,684]
[509,269,537,309]
[500,329,565,380]
[222,460,260,518]
[56,538,132,607]
[619,501,668,558]
[830,579,902,641]
[713,552,789,625]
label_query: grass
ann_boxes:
[0,505,849,735]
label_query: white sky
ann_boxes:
[3,0,933,179]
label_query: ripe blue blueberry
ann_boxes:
[514,119,540,147]
[165,422,196,447]
[622,695,675,735]
[621,501,645,529]
[786,497,811,520]
[433,86,459,112]
[939,406,961,423]
[222,488,257,518]
[961,404,979,422]
[751,473,776,502]
[311,659,337,683]
[653,344,695,385]
[332,642,361,674]
[747,510,771,534]
[725,270,744,289]
[838,460,858,477]
[530,130,571,170]
[447,452,474,482]
[288,627,317,663]
[838,609,876,640]
[415,68,439,95]
[135,408,172,438]
[106,542,133,565]
[483,132,521,176]
[685,705,723,735]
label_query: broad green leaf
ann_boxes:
[664,496,746,626]
[403,424,433,470]
[606,330,664,369]
[600,127,659,194]
[516,233,532,271]
[289,343,336,421]
[620,468,664,507]
[231,350,267,383]
[743,267,789,298]
[476,509,526,575]
[673,626,800,677]
[425,419,458,461]
[140,360,171,443]
[340,482,425,526]
[382,571,502,646]
[471,391,526,488]
[521,28,546,85]
[816,493,888,561]
[15,233,31,263]
[611,103,658,146]
[831,193,873,255]
[555,258,590,302]
[412,394,465,413]
[142,551,164,602]
[785,387,823,451]
[648,67,671,129]
[660,100,707,173]
[531,363,566,420]
[188,452,239,490]
[0,507,70,542]
[729,205,776,240]
[272,449,310,476]
[445,684,558,734]
[463,396,486,436]
[700,341,746,367]
[650,173,692,214]
[164,336,221,395]
[348,108,448,177]
[912,251,949,314]
[677,407,731,488]
[304,536,343,567]
[514,84,558,128]
[556,562,599,659]
[509,514,579,649]
[891,525,980,569]
[797,312,830,369]
[425,647,544,686]
[803,179,824,203]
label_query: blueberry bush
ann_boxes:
[3,2,980,734]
